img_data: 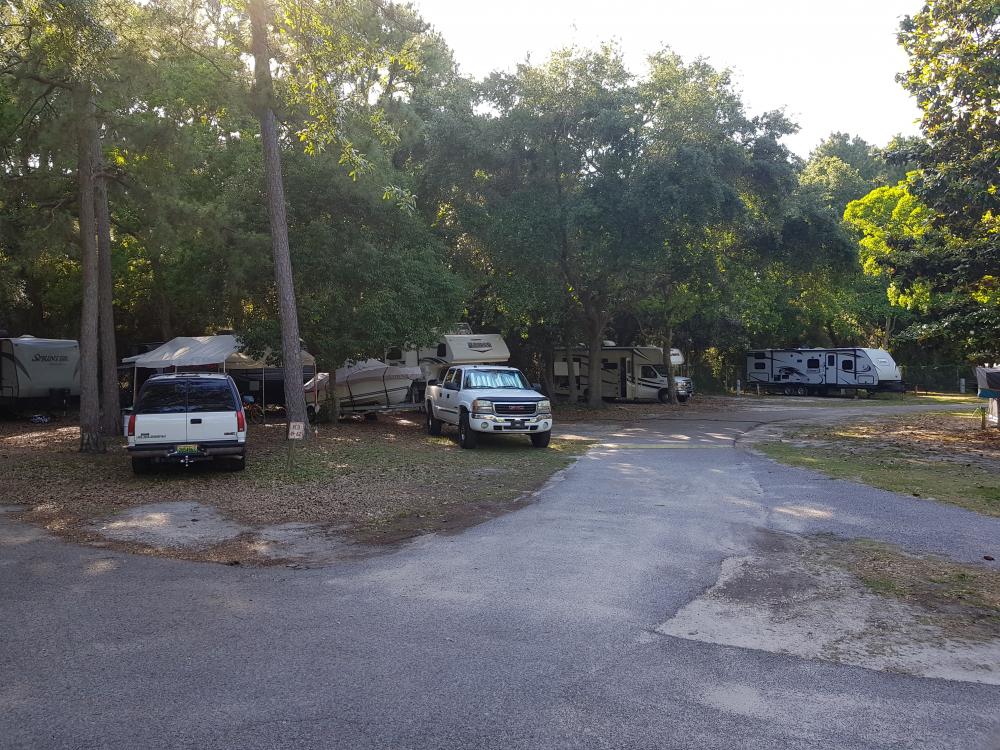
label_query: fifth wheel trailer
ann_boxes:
[746,348,905,395]
[0,336,80,410]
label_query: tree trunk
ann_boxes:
[583,305,606,409]
[75,86,104,453]
[95,147,119,436]
[563,312,578,404]
[250,0,309,437]
[540,344,555,398]
[660,326,677,404]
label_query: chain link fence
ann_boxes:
[899,364,977,394]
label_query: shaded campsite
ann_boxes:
[0,413,591,563]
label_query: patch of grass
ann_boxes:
[812,538,1000,639]
[869,392,981,405]
[758,441,1000,517]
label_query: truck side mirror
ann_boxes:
[427,379,438,387]
[532,382,543,392]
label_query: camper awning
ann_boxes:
[122,335,315,370]
[975,366,1000,399]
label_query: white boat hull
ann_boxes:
[305,360,420,410]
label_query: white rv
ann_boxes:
[0,336,81,410]
[386,331,511,384]
[553,345,692,403]
[746,348,905,395]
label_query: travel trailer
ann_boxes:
[0,335,80,411]
[746,348,905,395]
[552,345,692,403]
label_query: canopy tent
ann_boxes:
[123,335,316,412]
[122,335,315,370]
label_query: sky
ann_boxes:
[409,0,923,157]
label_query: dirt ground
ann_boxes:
[0,413,591,562]
[553,394,729,422]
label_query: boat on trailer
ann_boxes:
[305,360,421,414]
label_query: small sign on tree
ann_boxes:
[287,421,306,440]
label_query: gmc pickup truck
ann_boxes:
[425,365,552,449]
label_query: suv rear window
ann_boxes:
[136,381,188,414]
[187,380,237,412]
[136,379,236,414]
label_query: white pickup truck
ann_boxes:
[425,365,553,449]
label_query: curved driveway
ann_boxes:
[2,400,999,750]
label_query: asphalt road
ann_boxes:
[2,400,999,750]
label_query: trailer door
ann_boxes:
[838,353,857,385]
[824,352,838,385]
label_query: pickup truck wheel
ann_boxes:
[677,394,689,403]
[426,403,442,435]
[458,412,478,449]
[131,457,153,475]
[530,431,551,448]
[228,452,247,472]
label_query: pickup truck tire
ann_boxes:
[425,403,442,435]
[228,452,247,471]
[458,411,478,449]
[530,431,551,448]
[677,394,689,403]
[131,457,153,475]
[657,389,672,404]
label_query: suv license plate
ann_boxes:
[175,444,199,454]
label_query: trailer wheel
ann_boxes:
[458,411,478,449]
[782,385,794,396]
[795,385,809,397]
[425,403,442,435]
[657,389,671,404]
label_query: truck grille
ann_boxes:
[495,402,536,416]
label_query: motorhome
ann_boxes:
[553,345,692,403]
[746,347,905,395]
[0,335,80,411]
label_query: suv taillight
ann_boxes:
[127,413,136,436]
[236,409,245,431]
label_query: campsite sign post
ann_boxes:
[287,421,305,469]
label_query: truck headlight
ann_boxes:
[537,399,551,413]
[472,399,493,413]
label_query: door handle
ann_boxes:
[190,418,202,424]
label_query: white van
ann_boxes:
[126,373,247,473]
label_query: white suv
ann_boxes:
[126,373,247,473]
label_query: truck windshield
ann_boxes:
[463,370,530,390]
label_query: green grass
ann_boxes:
[758,441,1000,517]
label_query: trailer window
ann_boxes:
[806,358,820,370]
[841,360,854,372]
[753,352,765,359]
[602,361,618,371]
[827,354,836,366]
[754,362,766,370]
